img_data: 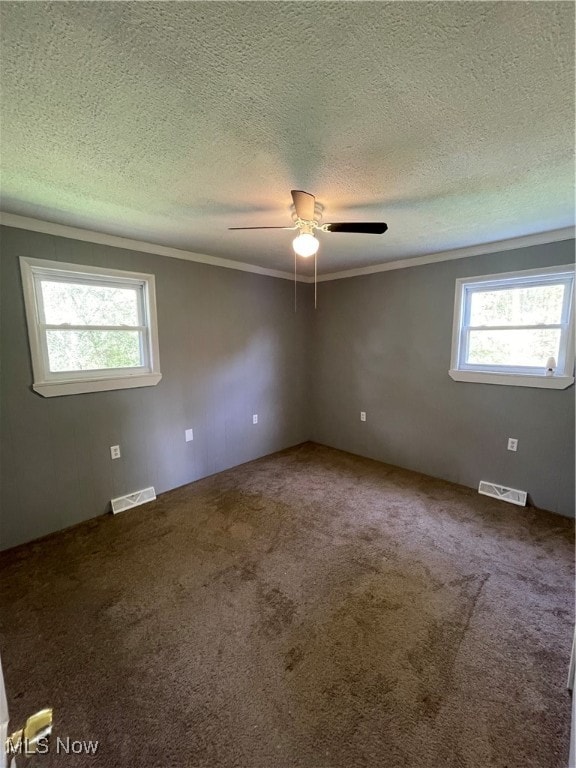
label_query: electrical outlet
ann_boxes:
[185,428,194,442]
[252,414,258,425]
[360,411,366,422]
[507,438,518,452]
[110,445,121,460]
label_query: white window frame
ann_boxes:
[20,257,162,397]
[449,264,575,389]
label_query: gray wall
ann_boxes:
[311,239,575,518]
[0,226,313,549]
[2,228,574,551]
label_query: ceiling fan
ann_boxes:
[229,190,388,307]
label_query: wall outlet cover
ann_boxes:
[110,445,121,460]
[252,414,258,424]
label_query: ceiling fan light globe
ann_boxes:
[292,233,319,257]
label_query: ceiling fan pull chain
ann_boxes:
[294,250,297,313]
[314,252,317,310]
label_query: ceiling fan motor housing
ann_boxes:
[290,205,323,229]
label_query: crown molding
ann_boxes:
[1,212,572,285]
[316,227,575,282]
[0,212,310,283]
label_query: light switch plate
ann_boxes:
[185,428,193,442]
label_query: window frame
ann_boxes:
[449,264,575,389]
[20,257,162,397]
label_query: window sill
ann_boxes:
[449,370,573,389]
[33,373,162,398]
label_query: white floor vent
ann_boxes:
[111,486,156,515]
[478,480,527,507]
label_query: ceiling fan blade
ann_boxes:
[291,190,316,220]
[325,222,388,234]
[228,226,294,230]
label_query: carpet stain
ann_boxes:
[284,563,492,765]
[259,586,297,638]
[284,645,305,672]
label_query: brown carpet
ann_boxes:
[0,442,573,768]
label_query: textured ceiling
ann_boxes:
[1,2,574,275]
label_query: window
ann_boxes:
[20,257,161,397]
[449,264,575,389]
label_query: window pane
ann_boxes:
[41,281,140,326]
[467,329,561,367]
[469,284,565,326]
[46,330,143,372]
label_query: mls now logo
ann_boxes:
[6,735,99,756]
